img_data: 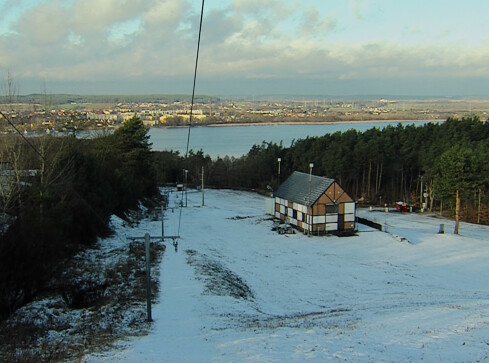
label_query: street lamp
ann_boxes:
[308,162,314,235]
[308,162,314,198]
[184,169,188,207]
[277,157,281,183]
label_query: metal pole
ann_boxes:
[145,233,152,322]
[161,206,165,241]
[202,166,205,206]
[181,169,185,206]
[420,176,423,212]
[184,169,188,207]
[454,189,460,235]
[277,157,281,183]
[308,163,314,235]
[478,188,481,224]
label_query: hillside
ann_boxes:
[80,189,489,362]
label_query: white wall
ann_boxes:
[265,197,275,215]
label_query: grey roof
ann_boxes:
[275,171,334,207]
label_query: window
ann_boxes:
[325,204,338,214]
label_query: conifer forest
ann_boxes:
[1,116,488,317]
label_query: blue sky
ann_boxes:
[1,0,489,96]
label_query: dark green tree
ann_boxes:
[434,145,476,209]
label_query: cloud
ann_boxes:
[71,0,147,35]
[350,0,368,21]
[202,8,244,45]
[142,0,189,29]
[13,0,70,44]
[230,0,283,15]
[299,6,338,37]
[403,26,421,37]
[2,0,489,95]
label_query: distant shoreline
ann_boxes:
[207,119,438,127]
[161,119,441,129]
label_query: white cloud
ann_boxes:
[230,0,281,14]
[142,0,189,29]
[13,0,70,44]
[2,0,489,95]
[200,8,240,45]
[71,0,146,35]
[300,6,338,37]
[108,18,143,42]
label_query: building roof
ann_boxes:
[274,171,335,207]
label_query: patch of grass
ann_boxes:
[0,239,166,362]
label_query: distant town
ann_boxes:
[1,94,488,133]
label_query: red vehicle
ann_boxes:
[395,201,410,212]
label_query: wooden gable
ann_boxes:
[317,181,353,205]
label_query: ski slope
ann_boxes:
[84,189,489,362]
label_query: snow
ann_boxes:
[84,189,489,362]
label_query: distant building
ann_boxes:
[118,112,136,122]
[142,119,157,127]
[274,171,356,235]
[86,112,118,122]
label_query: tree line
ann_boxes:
[155,116,489,223]
[0,117,159,318]
[2,115,487,318]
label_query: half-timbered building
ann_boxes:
[274,171,356,234]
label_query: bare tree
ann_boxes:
[0,136,24,234]
[41,79,52,113]
[1,71,19,113]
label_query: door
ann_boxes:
[338,213,345,231]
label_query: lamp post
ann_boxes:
[277,157,281,183]
[309,162,314,189]
[184,169,188,207]
[308,162,314,235]
[420,175,424,212]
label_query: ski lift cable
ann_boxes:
[177,0,205,237]
[0,110,45,161]
[185,0,205,158]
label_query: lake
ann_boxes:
[148,120,433,158]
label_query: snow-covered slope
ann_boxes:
[84,189,489,362]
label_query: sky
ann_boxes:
[1,0,489,96]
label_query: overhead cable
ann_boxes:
[178,0,205,237]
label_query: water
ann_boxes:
[148,121,431,158]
